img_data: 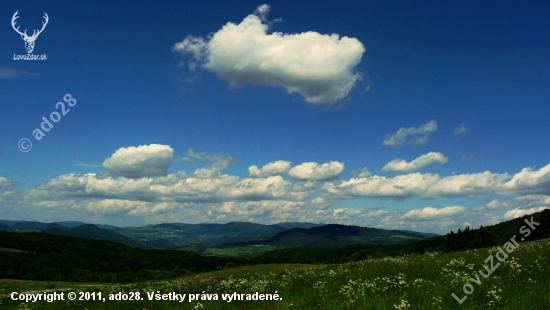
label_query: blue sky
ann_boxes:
[1,1,549,233]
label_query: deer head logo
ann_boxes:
[11,11,49,54]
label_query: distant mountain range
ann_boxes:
[126,221,324,247]
[0,220,117,230]
[0,219,439,251]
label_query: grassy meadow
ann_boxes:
[1,238,548,310]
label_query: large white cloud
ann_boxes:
[173,4,365,104]
[289,161,344,181]
[382,152,448,173]
[102,144,174,178]
[249,160,292,177]
[382,120,438,147]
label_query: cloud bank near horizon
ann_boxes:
[1,143,549,233]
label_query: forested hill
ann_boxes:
[248,209,550,264]
[0,231,228,283]
[41,224,176,250]
[219,224,438,248]
[0,220,326,248]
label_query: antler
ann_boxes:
[30,13,49,39]
[11,11,49,39]
[11,10,27,37]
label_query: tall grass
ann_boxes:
[1,238,549,309]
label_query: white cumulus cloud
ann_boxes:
[480,199,511,210]
[102,144,174,178]
[501,164,550,195]
[503,207,548,219]
[173,4,365,104]
[289,161,344,181]
[382,120,437,147]
[382,152,448,173]
[402,206,467,221]
[249,160,292,177]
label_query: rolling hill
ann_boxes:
[41,224,175,250]
[115,221,326,247]
[219,224,438,248]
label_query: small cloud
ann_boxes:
[289,161,344,181]
[181,149,234,179]
[454,122,468,135]
[74,163,101,168]
[102,144,174,178]
[249,160,292,177]
[254,3,271,20]
[350,167,372,178]
[473,198,513,211]
[0,67,37,79]
[382,120,437,147]
[382,152,448,173]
